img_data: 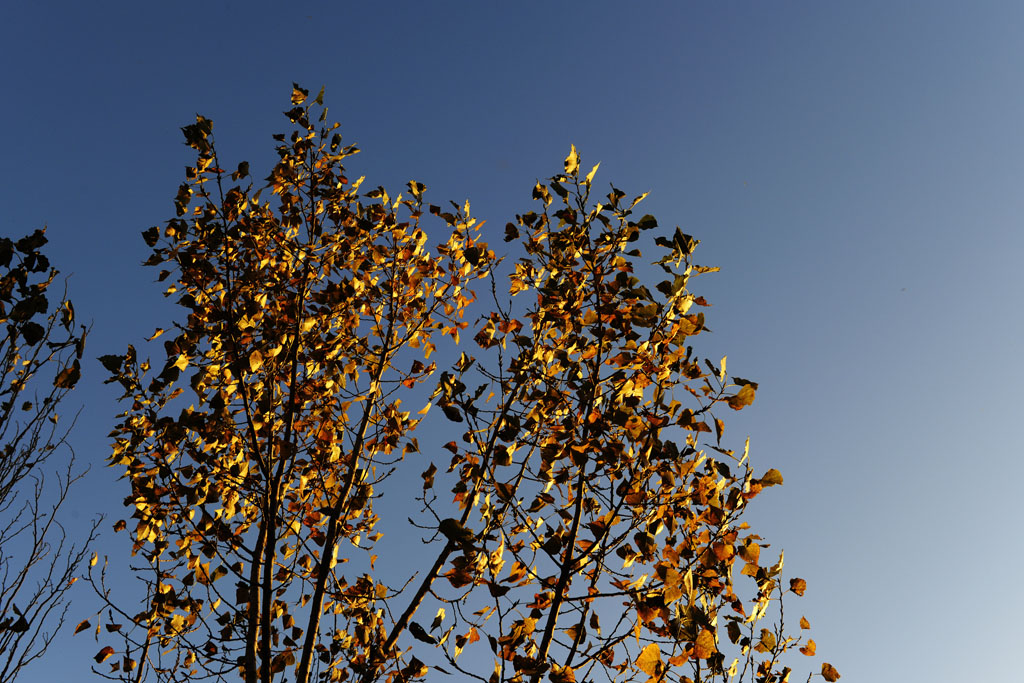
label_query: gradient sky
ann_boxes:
[3,2,1022,681]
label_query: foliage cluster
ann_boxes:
[59,85,836,683]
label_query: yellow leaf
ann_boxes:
[564,145,580,175]
[726,383,756,410]
[174,354,188,371]
[147,328,165,341]
[800,639,816,656]
[249,349,263,373]
[635,643,661,676]
[585,162,600,186]
[90,552,98,566]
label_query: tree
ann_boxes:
[88,85,838,683]
[0,229,97,680]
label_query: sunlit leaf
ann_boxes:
[564,144,580,175]
[635,643,662,675]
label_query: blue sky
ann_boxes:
[3,2,1022,680]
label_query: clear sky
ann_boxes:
[3,2,1022,681]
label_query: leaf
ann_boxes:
[142,226,160,247]
[800,616,811,629]
[821,662,841,681]
[635,643,661,676]
[249,349,263,373]
[636,214,658,231]
[53,360,81,388]
[94,646,115,664]
[757,628,776,652]
[789,578,807,596]
[564,145,580,175]
[800,638,816,656]
[421,463,437,489]
[98,354,123,373]
[11,615,29,633]
[760,469,784,486]
[291,83,309,104]
[74,619,91,635]
[20,322,45,345]
[408,621,437,644]
[726,383,756,410]
[585,162,600,186]
[441,404,463,423]
[693,629,716,659]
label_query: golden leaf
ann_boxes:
[564,145,580,175]
[635,643,661,676]
[693,629,716,659]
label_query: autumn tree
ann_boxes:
[0,229,97,681]
[88,85,837,683]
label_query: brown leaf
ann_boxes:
[53,360,81,388]
[74,619,91,635]
[822,662,841,681]
[94,646,115,663]
[790,578,807,596]
[799,639,816,656]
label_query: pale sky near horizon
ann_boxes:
[3,2,1023,681]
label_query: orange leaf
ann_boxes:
[693,629,716,659]
[790,578,807,596]
[799,639,816,656]
[800,616,811,629]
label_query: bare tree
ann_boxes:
[0,229,98,680]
